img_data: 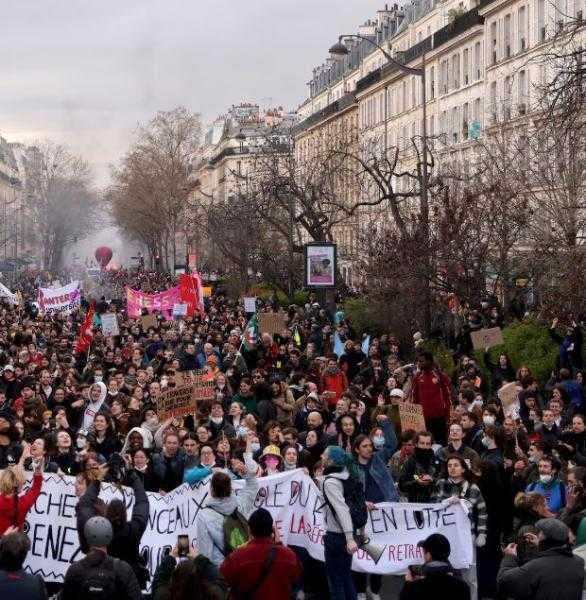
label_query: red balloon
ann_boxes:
[94,246,113,268]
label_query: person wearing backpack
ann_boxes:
[321,445,367,600]
[196,433,259,567]
[220,508,302,600]
[61,515,141,600]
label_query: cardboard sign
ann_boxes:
[172,303,188,317]
[202,286,212,297]
[397,402,427,433]
[470,327,504,350]
[192,374,215,401]
[140,314,158,331]
[259,312,287,336]
[498,382,520,416]
[244,297,256,313]
[157,384,196,421]
[100,313,119,337]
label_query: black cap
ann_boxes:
[417,533,451,561]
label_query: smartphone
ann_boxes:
[408,565,423,578]
[177,534,190,557]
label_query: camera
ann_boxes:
[106,452,127,484]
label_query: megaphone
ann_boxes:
[355,534,385,565]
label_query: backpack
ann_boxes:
[211,507,251,556]
[81,555,119,600]
[324,475,368,532]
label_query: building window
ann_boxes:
[463,48,469,85]
[379,93,385,122]
[518,70,528,114]
[452,53,460,88]
[504,14,512,58]
[411,77,417,108]
[474,41,482,79]
[490,81,498,121]
[387,88,394,116]
[429,66,435,99]
[518,6,527,51]
[490,22,498,65]
[504,76,512,120]
[538,0,546,40]
[463,102,469,138]
[402,81,407,112]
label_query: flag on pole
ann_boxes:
[243,314,259,351]
[75,302,95,355]
[333,332,345,358]
[362,335,371,355]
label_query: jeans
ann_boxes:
[324,532,357,600]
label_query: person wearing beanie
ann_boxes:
[498,517,584,600]
[61,516,140,600]
[320,445,361,600]
[220,508,302,600]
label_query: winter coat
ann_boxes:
[497,546,584,600]
[0,569,46,600]
[356,418,400,502]
[320,468,355,541]
[0,472,42,535]
[152,555,227,600]
[152,449,187,492]
[221,538,302,600]
[399,561,470,600]
[195,455,259,566]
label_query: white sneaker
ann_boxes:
[369,594,381,600]
[357,594,367,600]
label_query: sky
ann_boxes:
[0,0,385,186]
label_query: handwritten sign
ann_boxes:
[156,385,196,421]
[470,327,504,350]
[140,314,158,331]
[244,297,256,313]
[397,402,427,433]
[498,381,520,416]
[192,374,215,401]
[100,313,119,337]
[259,312,287,336]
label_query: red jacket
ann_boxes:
[410,369,453,420]
[321,371,349,406]
[0,472,42,535]
[220,538,302,600]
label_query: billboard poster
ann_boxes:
[304,243,336,288]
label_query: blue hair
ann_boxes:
[325,445,360,478]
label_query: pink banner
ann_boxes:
[126,286,181,320]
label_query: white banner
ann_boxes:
[22,471,472,586]
[0,282,17,304]
[38,281,81,315]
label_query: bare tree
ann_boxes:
[110,107,201,270]
[25,142,97,271]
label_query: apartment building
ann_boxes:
[294,0,586,278]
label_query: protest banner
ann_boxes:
[0,282,17,305]
[37,281,81,315]
[498,382,520,417]
[243,297,256,313]
[396,402,427,433]
[156,384,196,421]
[126,286,181,320]
[259,312,287,336]
[22,471,473,589]
[470,327,504,350]
[140,314,158,331]
[100,313,119,337]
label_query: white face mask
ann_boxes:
[251,442,261,453]
[76,438,86,449]
[540,474,553,484]
[483,415,496,426]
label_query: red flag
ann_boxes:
[179,273,204,317]
[75,302,95,355]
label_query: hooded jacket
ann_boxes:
[121,426,154,455]
[80,381,109,430]
[320,469,355,541]
[195,453,259,566]
[399,561,470,600]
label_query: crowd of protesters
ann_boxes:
[0,268,584,599]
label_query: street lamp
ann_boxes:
[329,34,432,329]
[235,130,246,153]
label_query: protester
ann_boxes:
[498,518,584,599]
[61,516,141,599]
[0,530,47,600]
[399,533,470,600]
[220,507,302,600]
